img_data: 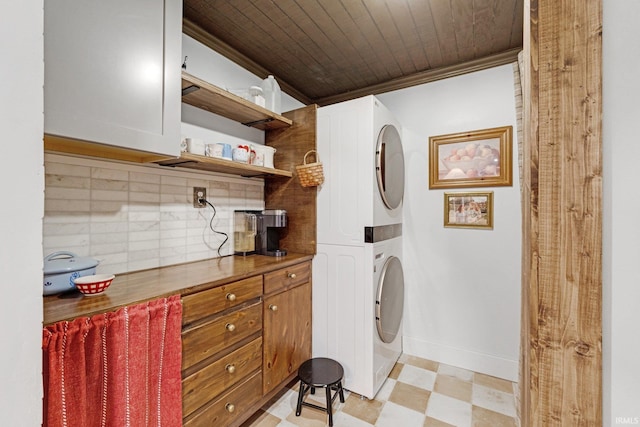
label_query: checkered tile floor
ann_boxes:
[242,354,518,427]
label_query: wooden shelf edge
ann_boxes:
[181,72,293,130]
[154,152,293,178]
[44,136,293,180]
[44,135,172,163]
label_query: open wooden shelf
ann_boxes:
[44,135,172,163]
[181,72,293,130]
[45,74,296,180]
[154,152,293,178]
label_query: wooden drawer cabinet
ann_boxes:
[180,274,266,425]
[182,302,262,370]
[183,370,262,427]
[263,260,311,295]
[182,337,262,418]
[182,276,262,326]
[180,258,313,426]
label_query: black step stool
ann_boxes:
[295,357,345,426]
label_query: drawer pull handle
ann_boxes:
[225,364,236,374]
[226,293,237,301]
[287,272,297,279]
[225,403,235,413]
[269,304,278,312]
[225,323,236,332]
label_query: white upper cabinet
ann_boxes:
[44,0,182,156]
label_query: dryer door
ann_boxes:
[375,256,405,343]
[375,124,405,210]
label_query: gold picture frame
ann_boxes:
[444,192,494,229]
[429,126,513,189]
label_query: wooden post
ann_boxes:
[521,0,602,425]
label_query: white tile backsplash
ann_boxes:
[45,187,91,200]
[45,162,91,177]
[91,167,128,181]
[46,174,91,188]
[92,178,128,191]
[45,234,90,249]
[43,153,264,274]
[43,222,90,236]
[129,181,160,192]
[129,230,160,241]
[45,199,91,212]
[128,211,161,222]
[91,190,129,202]
[160,175,187,186]
[91,231,128,244]
[130,171,160,184]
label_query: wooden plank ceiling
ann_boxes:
[183,0,523,106]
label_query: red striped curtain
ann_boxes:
[42,295,183,427]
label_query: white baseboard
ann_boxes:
[403,335,519,382]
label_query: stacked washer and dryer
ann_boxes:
[313,95,405,399]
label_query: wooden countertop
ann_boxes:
[43,253,313,325]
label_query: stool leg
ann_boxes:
[338,381,345,403]
[326,385,334,426]
[310,386,315,395]
[295,381,305,416]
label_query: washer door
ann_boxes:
[375,256,405,343]
[375,124,405,210]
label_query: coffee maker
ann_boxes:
[233,211,258,256]
[234,209,287,257]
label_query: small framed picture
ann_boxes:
[429,126,513,189]
[444,192,494,229]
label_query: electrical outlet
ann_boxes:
[193,187,206,208]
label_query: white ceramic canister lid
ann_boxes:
[43,251,99,274]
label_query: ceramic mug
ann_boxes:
[221,143,232,159]
[232,145,250,163]
[208,143,224,158]
[186,138,205,156]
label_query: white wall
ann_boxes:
[378,64,521,381]
[0,2,44,425]
[602,0,640,424]
[180,35,304,147]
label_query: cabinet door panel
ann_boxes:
[44,0,181,155]
[263,282,312,394]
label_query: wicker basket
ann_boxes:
[296,150,324,187]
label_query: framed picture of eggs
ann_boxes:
[429,126,513,189]
[444,191,494,229]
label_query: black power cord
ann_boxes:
[199,197,229,257]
